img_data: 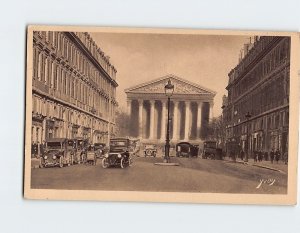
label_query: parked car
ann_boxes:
[102,138,132,168]
[202,140,223,160]
[94,143,106,158]
[176,142,199,158]
[40,138,73,168]
[86,145,97,165]
[143,144,157,157]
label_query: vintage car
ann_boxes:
[202,140,223,160]
[86,145,97,165]
[94,143,106,158]
[75,137,89,163]
[102,138,132,168]
[143,144,157,157]
[175,142,199,158]
[40,138,73,168]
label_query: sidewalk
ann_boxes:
[224,157,288,174]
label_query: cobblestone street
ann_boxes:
[31,157,287,194]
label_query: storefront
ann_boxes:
[45,119,55,140]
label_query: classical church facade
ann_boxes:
[125,74,216,144]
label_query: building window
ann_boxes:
[37,52,43,81]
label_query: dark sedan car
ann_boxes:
[102,138,132,168]
[176,142,199,158]
[40,138,73,168]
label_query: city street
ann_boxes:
[31,157,287,194]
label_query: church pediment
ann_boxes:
[125,74,216,96]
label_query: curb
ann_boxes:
[224,160,286,174]
[251,164,286,174]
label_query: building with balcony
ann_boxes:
[222,36,290,156]
[31,31,118,145]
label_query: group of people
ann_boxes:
[238,149,288,164]
[31,141,46,158]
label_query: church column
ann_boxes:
[184,101,191,141]
[149,100,155,140]
[197,102,202,139]
[172,101,179,141]
[138,99,143,139]
[127,99,132,116]
[209,101,214,121]
[161,100,167,141]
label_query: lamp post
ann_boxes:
[245,111,252,162]
[164,79,174,163]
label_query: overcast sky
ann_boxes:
[91,32,249,116]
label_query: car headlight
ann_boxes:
[44,156,48,159]
[53,155,56,160]
[117,154,122,158]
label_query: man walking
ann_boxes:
[283,150,288,164]
[240,150,245,161]
[264,151,269,161]
[258,150,263,162]
[275,149,281,164]
[270,148,275,164]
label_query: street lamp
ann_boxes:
[164,79,174,163]
[245,111,252,162]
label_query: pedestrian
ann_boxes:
[230,150,235,162]
[254,151,258,163]
[240,150,245,161]
[40,140,46,157]
[258,150,263,162]
[270,149,275,164]
[275,149,281,164]
[264,151,269,161]
[31,142,37,158]
[283,151,288,165]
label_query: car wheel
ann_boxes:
[102,158,109,168]
[120,158,125,168]
[59,157,64,168]
[145,150,152,157]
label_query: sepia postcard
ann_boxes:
[24,25,299,205]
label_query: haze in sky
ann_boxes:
[91,32,250,116]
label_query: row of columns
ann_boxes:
[128,99,213,141]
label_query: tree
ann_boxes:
[114,107,130,137]
[206,116,226,149]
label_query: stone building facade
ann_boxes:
[125,74,216,144]
[31,31,118,145]
[222,36,290,156]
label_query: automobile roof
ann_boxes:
[110,138,129,141]
[176,141,192,145]
[47,138,68,142]
[75,137,88,141]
